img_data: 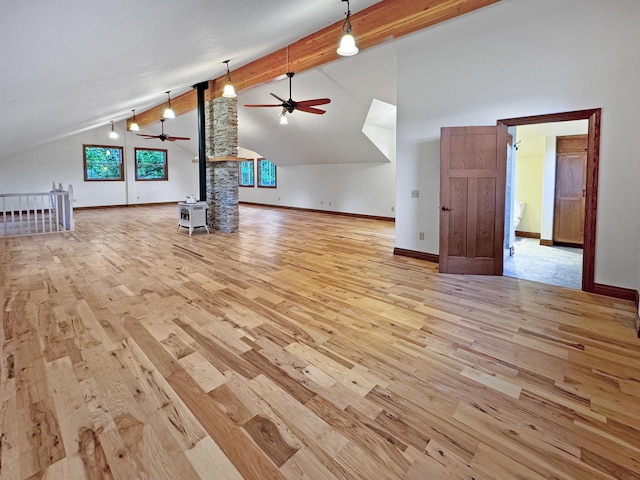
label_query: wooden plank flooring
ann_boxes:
[1,204,639,480]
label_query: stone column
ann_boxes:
[205,96,242,233]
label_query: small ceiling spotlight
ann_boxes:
[222,60,237,98]
[163,91,175,119]
[108,120,119,139]
[337,0,359,57]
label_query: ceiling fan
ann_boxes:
[136,119,190,142]
[245,72,331,115]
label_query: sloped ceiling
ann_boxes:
[0,0,383,160]
[238,44,396,165]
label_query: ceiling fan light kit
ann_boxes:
[337,0,359,57]
[163,91,176,119]
[245,71,331,118]
[222,60,237,98]
[136,118,190,142]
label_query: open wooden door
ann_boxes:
[439,125,507,274]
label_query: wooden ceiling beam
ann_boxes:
[132,0,499,128]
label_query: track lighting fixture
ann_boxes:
[108,121,118,139]
[163,91,175,119]
[222,60,237,98]
[129,109,140,131]
[337,0,359,57]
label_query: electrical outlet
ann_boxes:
[320,200,323,205]
[391,206,395,212]
[419,232,425,240]
[411,190,419,199]
[329,201,332,206]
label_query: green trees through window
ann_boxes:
[84,145,124,181]
[258,158,277,188]
[239,160,255,187]
[135,148,168,181]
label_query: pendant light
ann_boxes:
[222,60,237,98]
[129,109,140,131]
[163,91,175,119]
[337,0,359,57]
[108,121,119,139]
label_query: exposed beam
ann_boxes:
[132,0,499,128]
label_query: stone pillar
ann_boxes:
[206,158,242,233]
[205,96,242,233]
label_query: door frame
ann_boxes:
[497,108,601,293]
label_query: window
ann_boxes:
[135,148,168,181]
[238,159,255,187]
[258,158,277,188]
[84,145,124,181]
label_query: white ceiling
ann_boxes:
[0,0,387,161]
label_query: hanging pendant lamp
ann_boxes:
[108,121,119,139]
[163,91,175,119]
[129,109,140,131]
[222,60,237,98]
[337,0,359,56]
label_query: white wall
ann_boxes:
[0,120,197,207]
[514,136,544,234]
[237,148,396,218]
[395,0,640,290]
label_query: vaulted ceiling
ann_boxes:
[0,0,498,164]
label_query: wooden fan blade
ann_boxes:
[296,105,326,114]
[244,104,283,108]
[136,134,159,138]
[166,136,191,141]
[296,98,331,107]
[270,93,287,103]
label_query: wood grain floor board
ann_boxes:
[1,204,639,479]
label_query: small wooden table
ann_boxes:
[177,202,209,236]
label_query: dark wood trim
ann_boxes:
[83,144,125,182]
[134,147,169,182]
[497,108,601,294]
[634,289,639,336]
[240,201,395,222]
[552,241,583,249]
[539,239,554,247]
[592,283,637,302]
[515,231,540,239]
[1,209,54,217]
[393,248,439,264]
[75,201,180,210]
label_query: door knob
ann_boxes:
[441,206,454,211]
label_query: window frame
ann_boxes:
[83,144,125,181]
[257,158,277,188]
[238,159,255,187]
[134,147,169,181]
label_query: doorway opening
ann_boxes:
[497,109,601,293]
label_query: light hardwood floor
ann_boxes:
[1,204,639,480]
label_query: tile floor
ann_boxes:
[504,236,583,289]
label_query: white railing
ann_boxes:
[0,183,74,237]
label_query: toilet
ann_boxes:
[514,201,526,229]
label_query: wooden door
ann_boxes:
[439,125,507,274]
[553,135,587,246]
